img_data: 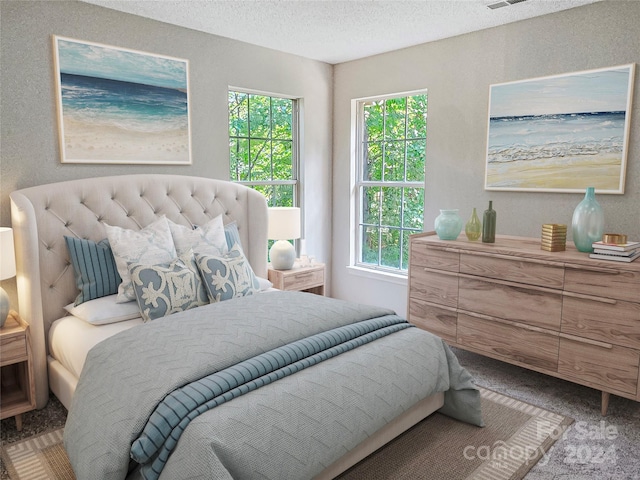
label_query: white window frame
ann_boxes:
[350,89,427,278]
[228,87,301,208]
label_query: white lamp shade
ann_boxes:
[268,207,301,240]
[0,227,16,281]
[0,227,15,326]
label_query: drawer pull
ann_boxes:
[562,290,617,305]
[564,263,620,274]
[419,267,459,277]
[457,309,555,335]
[458,272,562,295]
[461,250,563,267]
[559,332,613,349]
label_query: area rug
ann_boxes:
[1,387,572,480]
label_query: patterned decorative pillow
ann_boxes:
[65,236,122,306]
[195,245,260,303]
[128,253,209,322]
[168,215,228,257]
[104,216,177,303]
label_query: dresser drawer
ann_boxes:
[409,268,458,308]
[558,337,639,395]
[410,243,459,272]
[0,335,27,366]
[457,314,559,371]
[459,277,562,331]
[282,269,324,290]
[409,299,457,343]
[564,265,640,303]
[460,253,564,289]
[561,296,640,350]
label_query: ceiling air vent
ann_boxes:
[487,0,527,9]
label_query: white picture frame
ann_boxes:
[484,64,635,194]
[53,35,192,165]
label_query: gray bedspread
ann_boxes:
[64,291,482,480]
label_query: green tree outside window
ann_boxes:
[229,91,298,208]
[357,93,427,272]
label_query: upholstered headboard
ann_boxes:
[10,174,268,408]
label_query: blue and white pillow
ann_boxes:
[128,253,209,322]
[104,217,177,303]
[224,221,243,251]
[195,245,260,303]
[168,215,228,257]
[65,236,122,306]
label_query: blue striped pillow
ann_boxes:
[224,222,243,250]
[65,236,122,306]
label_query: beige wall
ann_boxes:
[332,1,640,316]
[0,1,333,305]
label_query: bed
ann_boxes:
[10,174,482,480]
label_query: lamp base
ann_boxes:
[0,286,9,328]
[269,240,296,270]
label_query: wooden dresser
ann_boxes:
[408,232,640,415]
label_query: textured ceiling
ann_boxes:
[81,0,602,64]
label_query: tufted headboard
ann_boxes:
[10,174,268,408]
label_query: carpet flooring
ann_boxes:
[2,348,639,479]
[2,387,571,480]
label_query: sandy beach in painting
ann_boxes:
[485,153,622,190]
[63,117,190,163]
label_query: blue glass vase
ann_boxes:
[571,187,604,253]
[435,209,463,240]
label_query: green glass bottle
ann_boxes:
[465,208,482,241]
[482,201,496,243]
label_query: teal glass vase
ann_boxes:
[434,209,463,240]
[572,187,604,253]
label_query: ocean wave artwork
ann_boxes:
[484,65,634,193]
[53,36,191,164]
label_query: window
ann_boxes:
[228,90,299,208]
[353,92,427,273]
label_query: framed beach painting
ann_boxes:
[53,36,192,165]
[484,64,635,194]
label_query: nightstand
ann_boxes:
[268,262,325,295]
[1,311,36,431]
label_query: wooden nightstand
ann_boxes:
[268,263,325,295]
[1,310,36,431]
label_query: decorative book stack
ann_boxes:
[541,224,566,252]
[589,240,640,263]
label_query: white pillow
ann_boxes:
[168,216,228,257]
[257,277,273,291]
[64,295,141,325]
[104,217,177,303]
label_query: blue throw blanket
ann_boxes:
[131,316,413,480]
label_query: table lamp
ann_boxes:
[0,227,16,327]
[268,207,301,270]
